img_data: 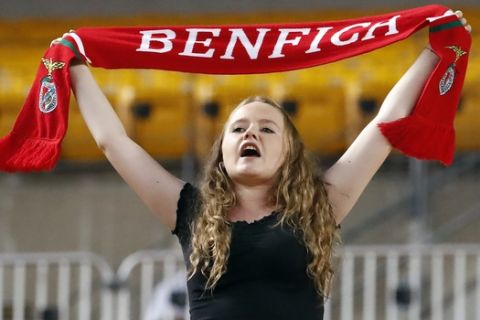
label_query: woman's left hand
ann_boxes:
[455,10,472,33]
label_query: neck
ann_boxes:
[231,183,276,217]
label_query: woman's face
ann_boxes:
[221,101,286,186]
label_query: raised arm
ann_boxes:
[69,61,185,230]
[324,11,470,224]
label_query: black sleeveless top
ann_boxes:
[171,182,324,320]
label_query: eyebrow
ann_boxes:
[230,118,280,129]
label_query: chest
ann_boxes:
[183,217,313,290]
[221,222,311,284]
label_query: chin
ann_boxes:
[231,170,273,184]
[236,163,264,173]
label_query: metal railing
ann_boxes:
[0,252,114,320]
[116,250,185,320]
[1,244,480,320]
[330,244,480,320]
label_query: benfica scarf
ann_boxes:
[0,4,471,172]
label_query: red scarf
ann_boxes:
[0,4,471,171]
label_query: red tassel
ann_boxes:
[0,42,75,172]
[0,133,61,172]
[378,115,454,165]
[378,15,470,166]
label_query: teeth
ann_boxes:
[241,144,260,157]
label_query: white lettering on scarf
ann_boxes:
[362,15,400,40]
[331,23,371,46]
[179,28,221,58]
[220,28,271,60]
[305,27,334,53]
[136,15,401,58]
[136,30,176,53]
[268,28,311,58]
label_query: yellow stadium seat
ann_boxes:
[268,67,348,154]
[61,69,139,162]
[0,111,17,137]
[125,71,191,159]
[341,76,396,148]
[62,70,192,161]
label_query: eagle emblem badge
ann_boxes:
[439,46,467,96]
[39,58,65,113]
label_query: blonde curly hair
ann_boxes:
[188,96,340,298]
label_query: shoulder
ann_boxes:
[171,182,202,244]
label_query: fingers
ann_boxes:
[50,37,63,47]
[50,31,77,48]
[454,9,472,33]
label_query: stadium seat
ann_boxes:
[126,71,191,159]
[0,111,17,137]
[268,67,348,154]
[60,69,135,162]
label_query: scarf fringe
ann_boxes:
[0,133,61,172]
[378,115,454,166]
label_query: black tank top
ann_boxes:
[171,182,324,320]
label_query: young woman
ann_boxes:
[68,11,471,320]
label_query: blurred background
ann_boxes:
[0,0,479,319]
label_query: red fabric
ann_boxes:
[378,14,471,165]
[0,4,471,171]
[0,47,77,171]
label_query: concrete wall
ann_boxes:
[0,170,175,267]
[1,160,479,267]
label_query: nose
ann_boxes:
[243,126,258,140]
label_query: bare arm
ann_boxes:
[325,48,439,224]
[324,11,471,224]
[324,48,439,224]
[70,62,185,230]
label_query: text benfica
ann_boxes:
[137,15,400,59]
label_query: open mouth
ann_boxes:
[240,146,261,157]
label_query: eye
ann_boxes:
[261,127,274,133]
[232,127,244,133]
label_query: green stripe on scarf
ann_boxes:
[430,20,463,33]
[59,38,83,61]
